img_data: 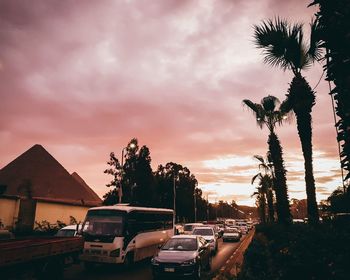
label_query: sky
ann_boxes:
[0,0,343,206]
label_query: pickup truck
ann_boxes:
[0,236,83,279]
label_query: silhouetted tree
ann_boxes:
[327,186,350,213]
[252,154,275,223]
[243,95,291,224]
[154,162,197,222]
[311,0,350,188]
[254,18,322,224]
[103,152,122,204]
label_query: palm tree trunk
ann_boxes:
[259,194,267,224]
[268,132,291,224]
[295,111,319,224]
[289,74,319,224]
[267,189,275,223]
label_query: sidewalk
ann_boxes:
[213,228,255,280]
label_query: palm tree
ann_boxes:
[243,95,291,224]
[252,155,275,223]
[253,18,322,224]
[251,186,267,224]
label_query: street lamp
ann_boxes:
[172,169,183,231]
[118,143,136,203]
[194,187,197,222]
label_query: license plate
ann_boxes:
[91,250,101,255]
[164,267,175,272]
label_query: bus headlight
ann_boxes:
[110,248,120,257]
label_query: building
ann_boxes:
[0,144,102,230]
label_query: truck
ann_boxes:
[0,235,83,279]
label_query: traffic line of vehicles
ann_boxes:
[0,204,254,279]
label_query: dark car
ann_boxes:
[222,227,241,242]
[151,235,211,279]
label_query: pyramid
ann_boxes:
[0,144,101,206]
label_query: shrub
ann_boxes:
[239,223,350,280]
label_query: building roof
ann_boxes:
[0,144,102,207]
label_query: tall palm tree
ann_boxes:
[253,155,275,223]
[251,186,267,224]
[253,18,322,224]
[243,95,291,224]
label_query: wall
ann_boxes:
[35,201,90,226]
[0,197,19,229]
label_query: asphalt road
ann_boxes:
[63,237,244,280]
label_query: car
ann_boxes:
[222,227,241,242]
[192,226,218,255]
[205,224,222,238]
[151,235,211,279]
[183,223,204,235]
[55,225,81,237]
[236,222,248,234]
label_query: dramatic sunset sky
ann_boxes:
[0,0,342,206]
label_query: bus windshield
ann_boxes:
[82,210,125,237]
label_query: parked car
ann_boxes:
[151,235,211,279]
[183,223,204,235]
[222,227,240,242]
[55,225,81,237]
[192,226,218,255]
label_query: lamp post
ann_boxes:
[119,143,136,204]
[173,172,176,230]
[193,187,197,222]
[172,169,183,232]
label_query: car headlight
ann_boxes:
[181,258,196,266]
[151,258,160,266]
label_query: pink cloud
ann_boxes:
[0,0,341,205]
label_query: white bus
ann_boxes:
[80,205,174,268]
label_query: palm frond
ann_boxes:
[251,173,262,185]
[253,155,265,164]
[254,17,309,74]
[243,99,266,128]
[307,18,323,62]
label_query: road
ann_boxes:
[63,237,245,280]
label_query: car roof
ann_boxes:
[171,234,197,239]
[192,226,214,230]
[59,225,81,231]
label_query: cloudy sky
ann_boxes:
[0,0,342,205]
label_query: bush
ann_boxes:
[239,222,350,280]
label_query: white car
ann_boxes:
[192,226,218,255]
[183,223,204,235]
[56,225,81,237]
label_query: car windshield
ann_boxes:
[184,225,194,231]
[224,228,238,233]
[162,238,198,251]
[193,228,213,236]
[56,229,76,237]
[82,210,124,237]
